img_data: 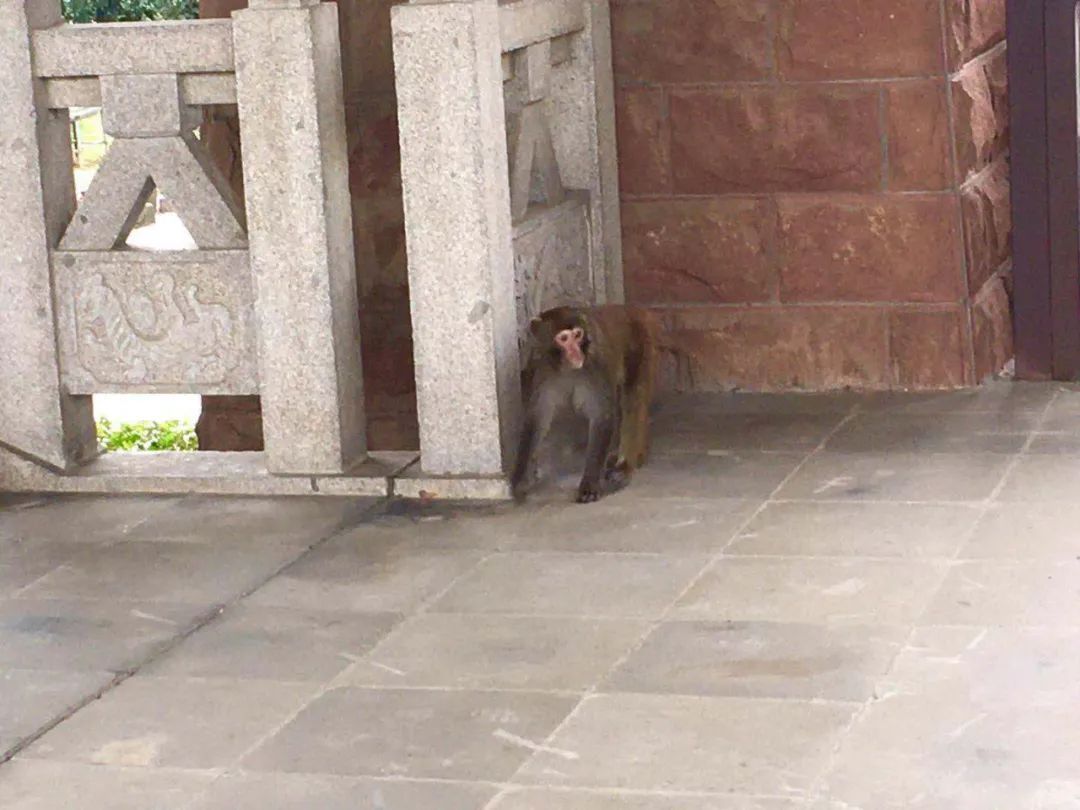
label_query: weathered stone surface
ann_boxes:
[0,447,399,497]
[614,86,669,196]
[392,0,519,476]
[100,73,193,138]
[776,0,943,80]
[234,1,367,473]
[658,305,890,391]
[889,308,968,388]
[777,195,964,303]
[952,47,1009,183]
[539,0,623,304]
[59,136,247,251]
[54,250,258,394]
[0,0,96,471]
[244,687,575,780]
[30,19,235,77]
[498,0,586,53]
[197,395,264,451]
[315,451,416,496]
[670,87,881,193]
[943,0,1005,70]
[506,88,566,222]
[513,196,593,344]
[886,79,952,191]
[583,0,625,304]
[972,275,1013,381]
[610,0,770,82]
[961,155,1011,294]
[192,773,495,810]
[514,692,855,794]
[623,198,777,304]
[0,448,316,496]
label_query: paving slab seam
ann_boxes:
[803,387,1066,803]
[645,403,865,629]
[322,556,503,691]
[771,497,988,506]
[217,547,507,791]
[174,770,810,807]
[485,405,865,807]
[0,497,391,767]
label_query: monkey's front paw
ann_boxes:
[511,484,528,504]
[576,482,602,503]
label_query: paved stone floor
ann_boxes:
[2,382,1080,809]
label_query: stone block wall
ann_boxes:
[613,0,1012,390]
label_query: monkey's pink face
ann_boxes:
[555,327,586,369]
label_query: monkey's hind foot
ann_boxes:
[576,480,603,504]
[604,465,632,494]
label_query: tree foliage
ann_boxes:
[62,0,198,23]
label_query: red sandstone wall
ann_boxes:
[613,0,1012,390]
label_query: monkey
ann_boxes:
[511,305,659,504]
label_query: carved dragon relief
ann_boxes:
[52,70,255,393]
[66,259,254,391]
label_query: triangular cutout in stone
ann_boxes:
[124,183,198,252]
[508,104,565,223]
[60,135,246,252]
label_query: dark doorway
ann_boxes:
[1008,0,1080,379]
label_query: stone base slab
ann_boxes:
[0,448,515,501]
[0,449,417,498]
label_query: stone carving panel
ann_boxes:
[512,194,593,350]
[54,250,258,394]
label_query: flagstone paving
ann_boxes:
[2,383,1078,809]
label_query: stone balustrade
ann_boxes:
[0,0,623,498]
[0,0,370,490]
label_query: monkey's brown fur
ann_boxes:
[512,305,659,503]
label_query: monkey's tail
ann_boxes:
[648,324,692,417]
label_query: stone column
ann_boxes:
[0,0,97,471]
[232,0,367,474]
[392,0,520,476]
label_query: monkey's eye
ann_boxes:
[556,333,570,345]
[572,328,584,341]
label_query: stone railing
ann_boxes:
[0,0,370,489]
[392,0,622,482]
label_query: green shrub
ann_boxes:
[63,0,198,24]
[96,418,198,452]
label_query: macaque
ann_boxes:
[511,305,659,504]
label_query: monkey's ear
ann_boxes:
[528,317,543,336]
